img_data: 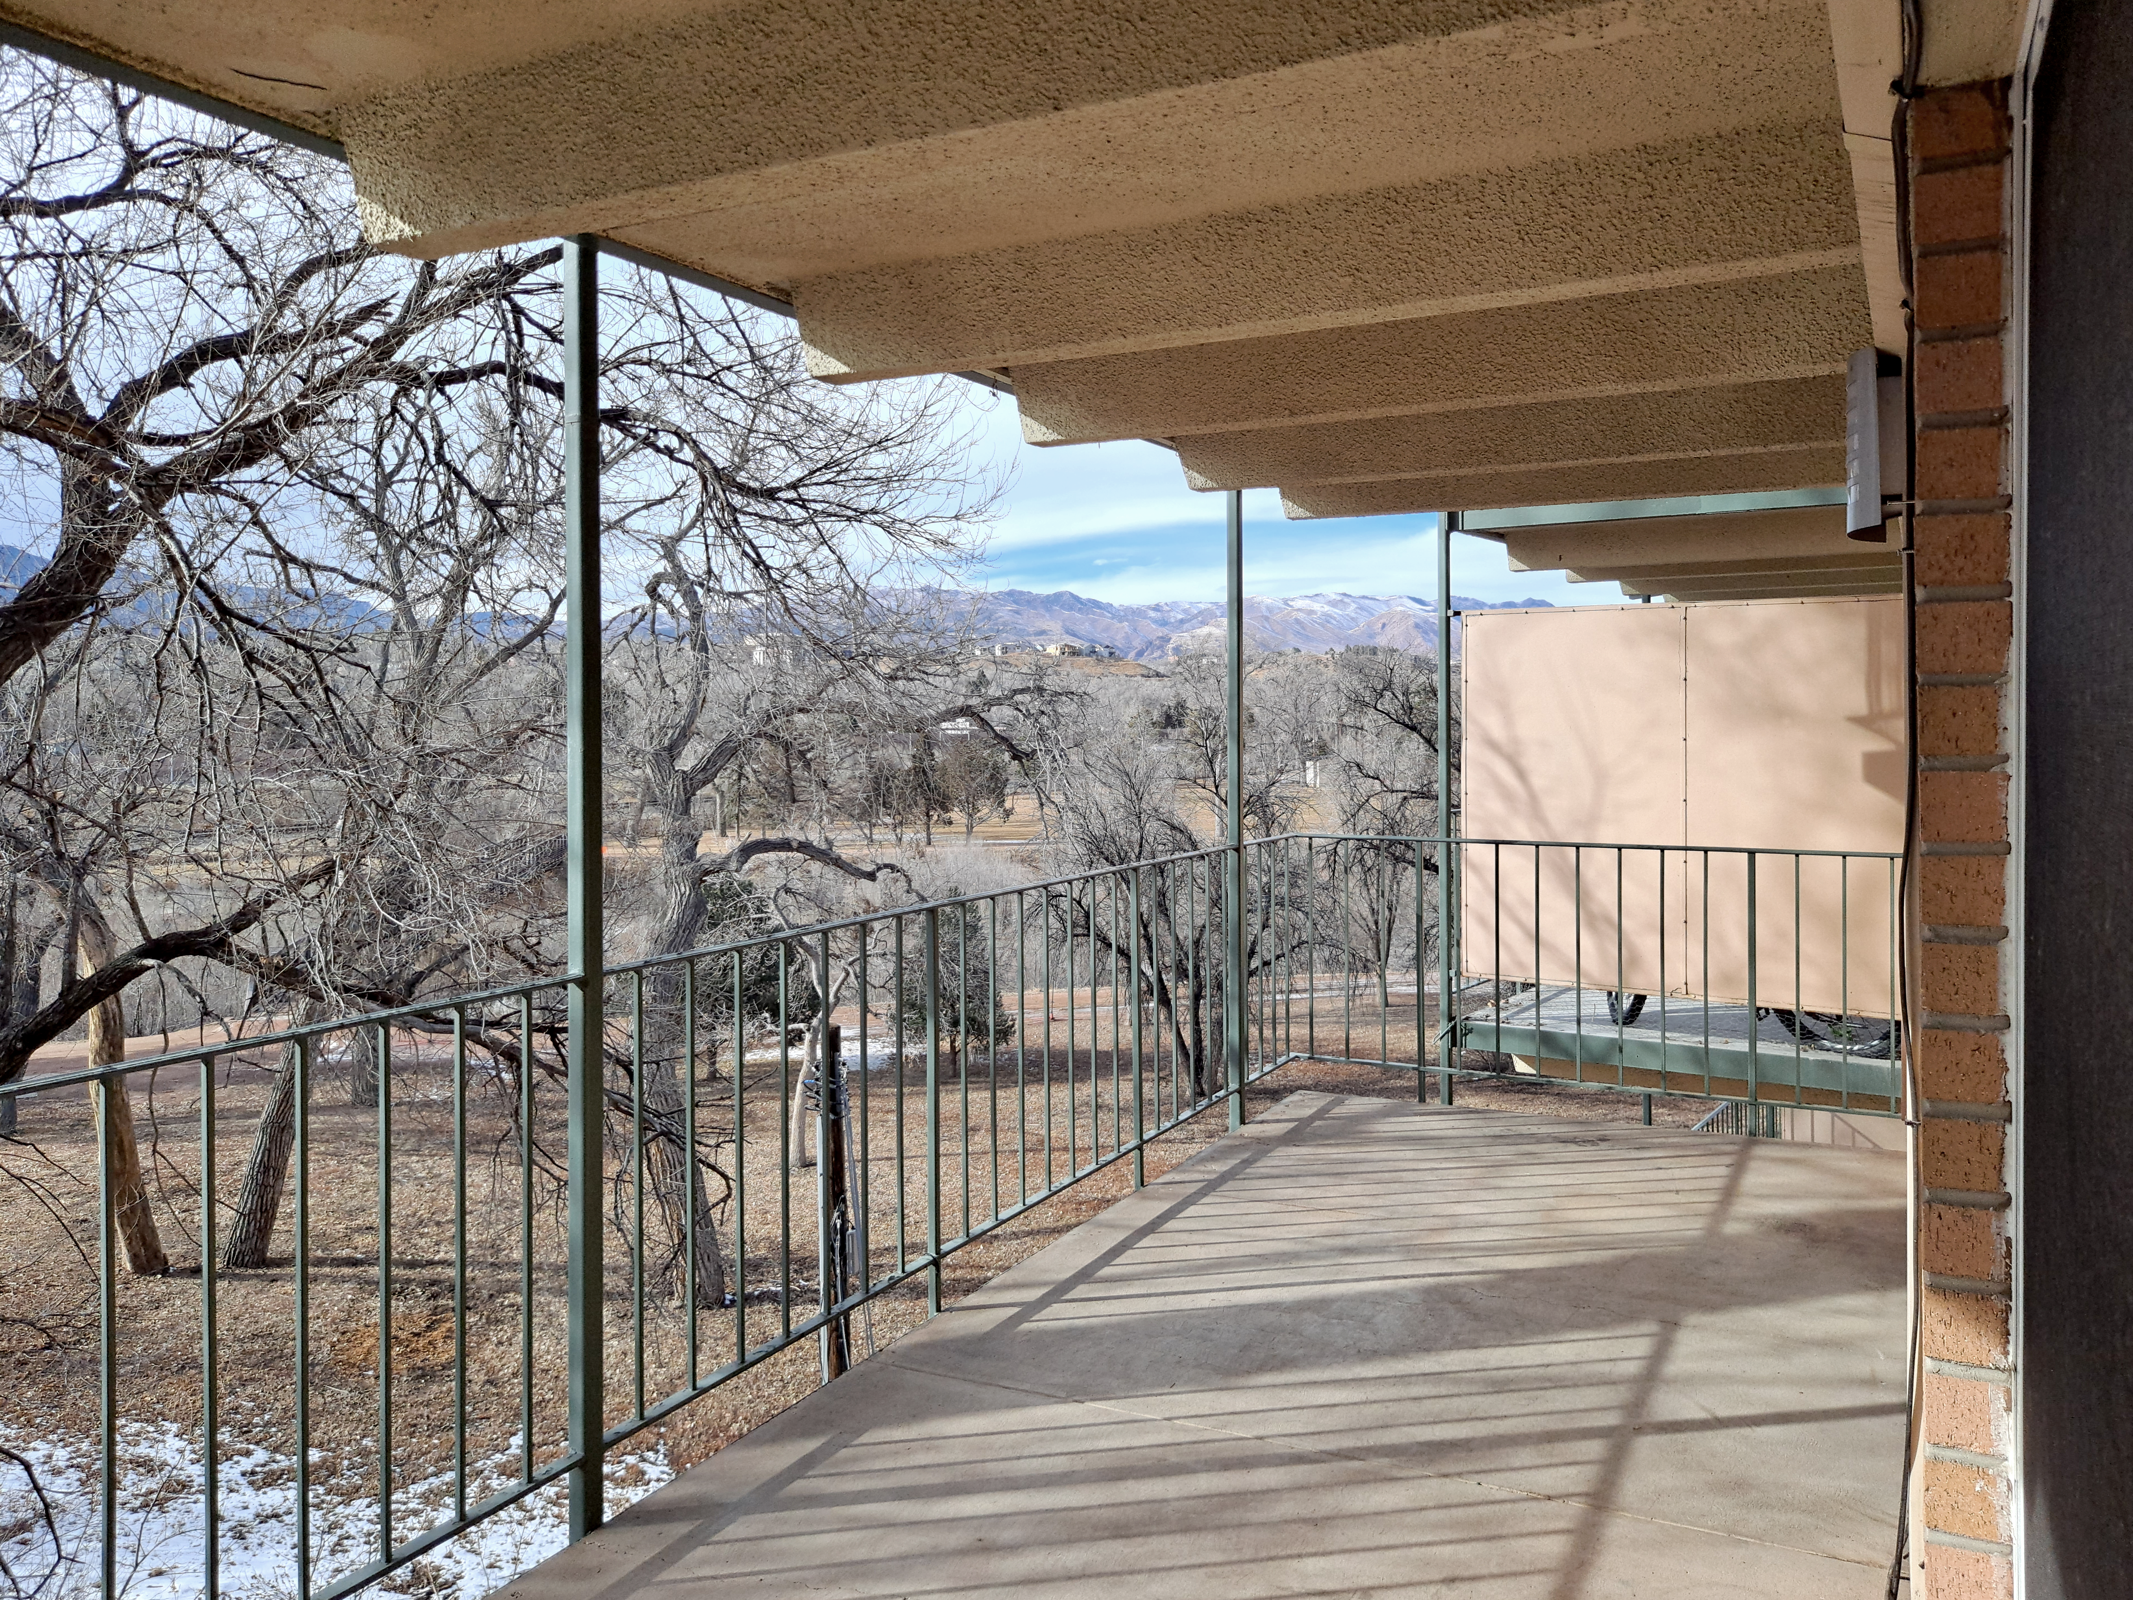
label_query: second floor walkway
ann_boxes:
[498,1091,1907,1599]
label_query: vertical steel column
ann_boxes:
[1224,490,1246,1130]
[562,234,606,1541]
[1435,511,1457,1105]
[923,908,943,1314]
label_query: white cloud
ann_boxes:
[951,391,1613,607]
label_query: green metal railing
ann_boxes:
[0,829,1903,1600]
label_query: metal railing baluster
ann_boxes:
[295,1036,313,1600]
[376,1022,393,1563]
[734,953,747,1362]
[683,959,698,1389]
[631,971,646,1420]
[1131,868,1146,1188]
[778,942,792,1341]
[924,907,943,1315]
[989,896,1001,1220]
[200,1055,219,1598]
[36,830,1908,1600]
[452,1011,468,1523]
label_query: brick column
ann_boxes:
[1907,79,2015,1600]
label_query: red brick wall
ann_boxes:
[1907,78,2015,1600]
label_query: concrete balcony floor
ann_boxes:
[498,1091,1907,1599]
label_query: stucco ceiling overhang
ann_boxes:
[2,0,2028,597]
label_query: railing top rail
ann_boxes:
[1284,831,1904,863]
[0,828,1902,1099]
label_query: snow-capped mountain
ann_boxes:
[961,589,1552,660]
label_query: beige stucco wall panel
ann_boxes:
[1684,598,1904,1009]
[1460,599,1903,1011]
[1013,268,1867,446]
[794,121,1860,381]
[1177,376,1842,492]
[1281,447,1845,519]
[1459,606,1683,996]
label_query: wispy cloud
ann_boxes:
[952,388,1615,607]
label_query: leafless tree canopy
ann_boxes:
[0,55,1021,1084]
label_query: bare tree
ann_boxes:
[0,54,1021,1287]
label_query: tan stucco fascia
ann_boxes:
[0,0,1926,540]
[1636,574,1901,599]
[1176,376,1841,492]
[1282,448,1846,519]
[1570,549,1900,584]
[1014,269,1868,447]
[794,122,1859,382]
[1829,0,1907,354]
[1917,0,2025,86]
[1505,504,1860,571]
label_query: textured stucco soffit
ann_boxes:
[1013,270,1869,446]
[0,0,2030,563]
[1505,504,1861,570]
[1282,449,1847,519]
[1175,377,1843,492]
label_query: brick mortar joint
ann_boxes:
[1923,1528,2014,1556]
[1926,1443,2010,1472]
[1911,147,2012,176]
[1914,236,2009,260]
[1917,321,2007,344]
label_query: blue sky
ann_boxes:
[949,384,1608,608]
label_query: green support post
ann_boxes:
[562,234,606,1542]
[924,907,943,1314]
[1436,511,1457,1107]
[1224,489,1246,1131]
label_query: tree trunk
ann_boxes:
[641,1053,726,1309]
[639,783,728,1308]
[87,979,169,1276]
[347,1023,379,1105]
[1,911,57,1134]
[222,1004,318,1269]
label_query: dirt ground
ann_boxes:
[0,990,1721,1596]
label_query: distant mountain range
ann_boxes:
[0,543,1548,660]
[961,589,1554,660]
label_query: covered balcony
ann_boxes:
[0,0,2112,1597]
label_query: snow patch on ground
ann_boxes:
[0,1422,671,1599]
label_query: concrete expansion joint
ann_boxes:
[1922,924,2009,944]
[1917,584,2015,603]
[1919,754,2009,772]
[1918,408,2011,431]
[1926,1443,2010,1472]
[1919,841,2012,859]
[1919,1009,2012,1031]
[1924,1528,2015,1557]
[1919,672,2008,688]
[1928,1355,2015,1384]
[1916,497,2014,516]
[1923,1186,2013,1211]
[1917,320,2009,344]
[1921,1098,2013,1122]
